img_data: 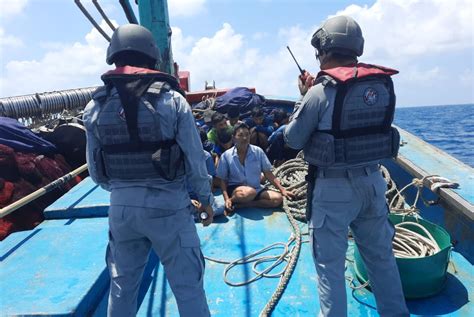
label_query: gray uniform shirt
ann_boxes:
[84,87,213,209]
[284,83,335,153]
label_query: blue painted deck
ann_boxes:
[2,178,473,316]
[0,218,110,316]
[44,177,109,219]
[2,128,473,316]
[133,210,473,317]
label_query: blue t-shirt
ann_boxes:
[216,144,272,191]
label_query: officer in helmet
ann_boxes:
[83,24,213,316]
[284,16,409,316]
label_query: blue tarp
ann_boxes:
[214,87,266,115]
[0,117,57,154]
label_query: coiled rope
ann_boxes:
[204,158,306,316]
[393,222,440,258]
[206,155,446,311]
[270,158,308,222]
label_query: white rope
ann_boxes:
[392,222,440,258]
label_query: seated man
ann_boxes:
[212,128,233,165]
[226,105,242,129]
[271,109,289,130]
[198,126,214,153]
[207,112,232,145]
[216,122,294,215]
[266,109,298,166]
[243,106,274,150]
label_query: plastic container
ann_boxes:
[353,214,452,299]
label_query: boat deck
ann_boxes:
[1,176,473,316]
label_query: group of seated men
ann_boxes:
[190,106,296,219]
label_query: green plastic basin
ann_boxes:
[353,214,452,299]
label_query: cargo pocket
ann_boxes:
[310,210,326,229]
[312,184,352,228]
[178,230,204,285]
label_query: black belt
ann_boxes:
[315,164,379,179]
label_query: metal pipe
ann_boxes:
[0,87,97,122]
[0,164,88,219]
[119,0,139,24]
[74,0,111,42]
[92,0,116,31]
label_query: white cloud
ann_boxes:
[171,22,313,96]
[0,21,112,97]
[0,27,23,48]
[171,0,473,105]
[0,0,28,19]
[332,0,473,105]
[334,0,473,61]
[1,0,472,107]
[168,0,206,17]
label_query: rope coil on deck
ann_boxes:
[206,154,448,310]
[270,158,308,222]
[204,157,306,316]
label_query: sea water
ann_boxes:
[395,104,474,168]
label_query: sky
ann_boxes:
[0,0,473,107]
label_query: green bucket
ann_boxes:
[353,214,452,299]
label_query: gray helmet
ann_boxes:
[311,16,364,57]
[106,24,159,65]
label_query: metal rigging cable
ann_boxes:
[119,0,139,24]
[92,0,116,31]
[74,0,111,42]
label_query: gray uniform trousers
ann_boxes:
[106,205,210,317]
[309,169,409,317]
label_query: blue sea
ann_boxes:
[394,104,474,167]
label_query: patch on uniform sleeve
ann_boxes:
[363,87,378,106]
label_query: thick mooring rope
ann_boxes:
[270,158,308,222]
[204,158,305,316]
[259,198,302,317]
[206,155,444,312]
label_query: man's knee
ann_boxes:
[233,187,257,200]
[271,194,283,206]
[262,191,283,207]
